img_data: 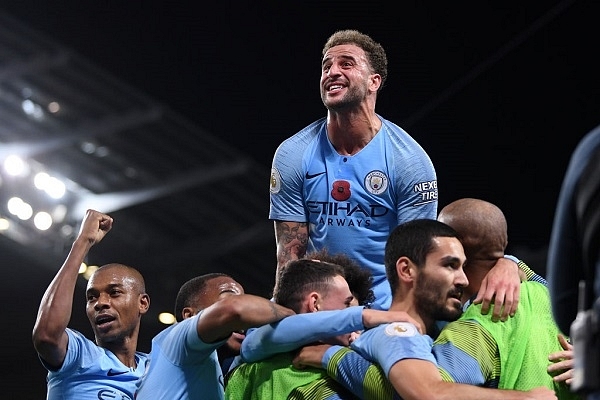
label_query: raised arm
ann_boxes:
[32,209,113,369]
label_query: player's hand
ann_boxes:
[547,334,574,385]
[349,330,361,344]
[78,209,113,246]
[473,257,520,321]
[292,343,331,369]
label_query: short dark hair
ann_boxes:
[306,248,374,307]
[273,258,345,313]
[322,29,388,91]
[385,219,459,297]
[174,272,230,322]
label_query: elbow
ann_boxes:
[32,324,67,369]
[212,296,249,328]
[32,322,62,352]
[32,330,54,353]
[222,296,246,316]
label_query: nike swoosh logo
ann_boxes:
[107,369,128,376]
[305,171,326,179]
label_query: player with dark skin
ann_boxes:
[33,209,150,399]
[136,272,295,399]
[33,209,148,370]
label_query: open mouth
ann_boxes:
[95,314,115,328]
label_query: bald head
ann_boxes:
[438,198,508,262]
[88,263,147,294]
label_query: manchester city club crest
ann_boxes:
[364,170,388,195]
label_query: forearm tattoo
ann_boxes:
[275,221,308,266]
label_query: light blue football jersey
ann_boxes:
[270,116,438,310]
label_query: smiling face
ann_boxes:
[85,264,149,347]
[320,44,380,112]
[413,236,468,323]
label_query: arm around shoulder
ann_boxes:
[196,294,294,344]
[473,256,521,321]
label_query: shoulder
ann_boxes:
[152,317,196,346]
[275,118,326,154]
[361,321,424,342]
[152,315,220,361]
[381,321,422,338]
[65,327,86,339]
[64,328,101,352]
[379,116,429,152]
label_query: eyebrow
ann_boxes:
[440,255,462,265]
[86,283,122,294]
[322,54,355,66]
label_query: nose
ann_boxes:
[94,293,111,310]
[327,63,341,77]
[456,268,469,288]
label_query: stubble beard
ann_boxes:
[414,280,464,323]
[321,84,366,112]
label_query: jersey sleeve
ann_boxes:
[240,307,364,362]
[42,328,101,373]
[517,260,547,285]
[386,122,438,224]
[155,313,225,365]
[324,346,399,400]
[432,319,497,386]
[349,322,435,376]
[269,135,309,222]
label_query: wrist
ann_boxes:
[504,254,526,281]
[360,306,374,328]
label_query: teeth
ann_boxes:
[329,85,342,90]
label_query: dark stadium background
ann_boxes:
[1,1,598,397]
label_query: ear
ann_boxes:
[369,73,382,93]
[308,292,321,312]
[181,306,195,320]
[396,256,414,283]
[139,293,150,315]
